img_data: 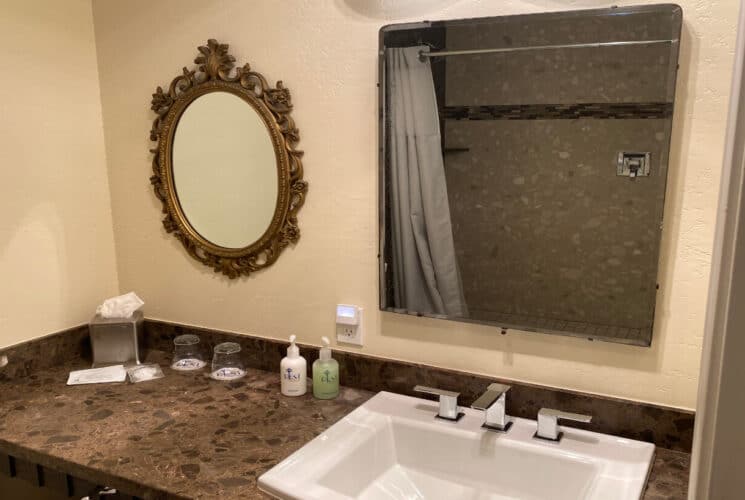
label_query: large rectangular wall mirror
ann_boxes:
[378,4,682,346]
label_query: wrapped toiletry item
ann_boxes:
[127,364,164,383]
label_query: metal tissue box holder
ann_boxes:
[89,310,144,367]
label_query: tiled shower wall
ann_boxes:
[442,9,677,343]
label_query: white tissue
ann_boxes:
[96,292,144,319]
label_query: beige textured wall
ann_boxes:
[0,0,119,349]
[92,0,738,410]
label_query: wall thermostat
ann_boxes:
[336,304,363,346]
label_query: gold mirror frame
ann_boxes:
[149,39,307,278]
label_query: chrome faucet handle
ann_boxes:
[471,383,512,432]
[413,385,463,422]
[535,408,592,442]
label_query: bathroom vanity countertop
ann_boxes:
[0,351,373,499]
[644,447,691,500]
[0,351,690,499]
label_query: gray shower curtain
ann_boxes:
[386,46,467,317]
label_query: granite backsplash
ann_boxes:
[0,319,695,453]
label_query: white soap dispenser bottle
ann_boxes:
[280,335,307,396]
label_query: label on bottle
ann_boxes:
[313,366,339,399]
[281,365,306,396]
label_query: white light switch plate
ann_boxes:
[336,308,363,346]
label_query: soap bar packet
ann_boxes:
[127,364,164,383]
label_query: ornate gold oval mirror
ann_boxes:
[149,39,306,278]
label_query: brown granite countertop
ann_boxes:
[644,448,691,500]
[0,351,689,499]
[0,351,372,498]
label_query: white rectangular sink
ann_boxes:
[259,391,655,500]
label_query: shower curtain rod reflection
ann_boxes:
[418,39,677,60]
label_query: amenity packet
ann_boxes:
[127,364,165,383]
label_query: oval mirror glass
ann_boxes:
[172,91,278,249]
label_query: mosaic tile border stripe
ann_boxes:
[441,102,673,120]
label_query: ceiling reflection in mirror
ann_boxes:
[378,5,682,346]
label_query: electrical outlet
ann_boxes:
[336,307,363,346]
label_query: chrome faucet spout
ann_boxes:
[471,383,512,432]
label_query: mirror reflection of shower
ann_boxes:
[380,5,682,346]
[385,45,467,318]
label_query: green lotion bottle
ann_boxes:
[313,336,339,399]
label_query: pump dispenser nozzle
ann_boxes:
[287,335,299,358]
[319,336,332,360]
